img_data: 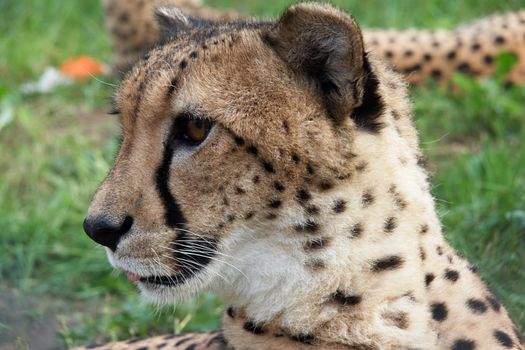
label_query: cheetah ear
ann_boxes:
[155,7,195,41]
[264,3,383,129]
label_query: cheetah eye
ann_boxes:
[172,113,214,146]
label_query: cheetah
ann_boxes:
[81,3,524,349]
[102,0,525,85]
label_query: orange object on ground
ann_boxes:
[60,56,106,81]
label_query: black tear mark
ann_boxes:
[156,122,187,229]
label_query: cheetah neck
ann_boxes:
[214,127,444,348]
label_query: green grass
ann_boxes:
[0,0,524,348]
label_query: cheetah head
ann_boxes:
[84,3,387,305]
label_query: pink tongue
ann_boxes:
[126,272,141,282]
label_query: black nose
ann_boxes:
[83,215,133,251]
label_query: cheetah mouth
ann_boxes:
[126,270,194,287]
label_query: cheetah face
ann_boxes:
[83,3,383,303]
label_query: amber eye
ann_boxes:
[185,119,210,143]
[172,113,214,146]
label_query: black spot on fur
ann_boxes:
[189,51,198,59]
[495,36,505,45]
[362,191,374,207]
[385,51,393,59]
[273,181,285,192]
[457,62,471,74]
[494,330,513,348]
[431,69,442,80]
[451,339,476,350]
[292,153,300,164]
[419,247,426,261]
[447,51,457,60]
[243,321,265,335]
[355,161,367,172]
[420,224,429,234]
[156,343,167,349]
[484,55,494,65]
[425,273,435,287]
[404,50,413,57]
[304,237,330,251]
[436,246,444,255]
[226,307,235,318]
[431,302,448,321]
[486,295,501,312]
[318,180,334,191]
[331,290,362,305]
[467,298,487,314]
[294,220,319,233]
[296,188,312,203]
[471,43,481,51]
[179,60,188,69]
[136,347,148,350]
[306,163,315,175]
[268,199,282,209]
[261,160,275,173]
[372,255,404,272]
[174,337,190,346]
[289,334,315,344]
[184,343,197,350]
[163,335,176,340]
[349,223,363,238]
[384,217,397,233]
[252,175,260,184]
[444,269,459,282]
[332,199,347,213]
[306,205,320,215]
[245,211,254,219]
[235,186,245,195]
[234,136,245,145]
[247,146,258,155]
[206,332,227,347]
[423,53,432,61]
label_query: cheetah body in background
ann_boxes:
[80,2,524,350]
[102,0,525,84]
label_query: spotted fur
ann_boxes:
[79,3,523,350]
[103,0,525,85]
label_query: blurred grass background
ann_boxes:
[0,0,524,348]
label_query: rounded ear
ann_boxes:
[155,7,192,39]
[264,3,383,130]
[155,7,216,42]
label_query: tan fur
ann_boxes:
[365,10,525,85]
[80,3,523,350]
[102,0,525,85]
